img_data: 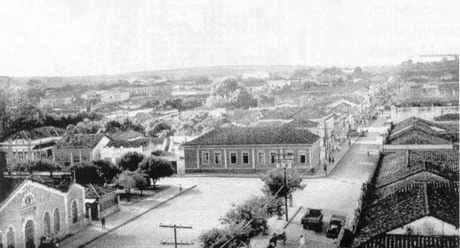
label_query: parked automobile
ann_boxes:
[326,214,346,238]
[301,208,323,232]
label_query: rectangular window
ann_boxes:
[202,151,210,164]
[242,152,249,164]
[257,152,265,164]
[299,153,306,164]
[230,152,237,164]
[214,152,222,165]
[270,152,276,164]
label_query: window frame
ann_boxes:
[257,151,265,165]
[230,152,237,165]
[214,151,222,165]
[201,151,210,165]
[242,151,250,165]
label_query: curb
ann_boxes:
[77,185,197,248]
[325,136,361,177]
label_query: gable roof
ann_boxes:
[184,126,320,146]
[5,126,65,141]
[106,138,165,148]
[354,181,459,246]
[284,119,319,128]
[85,184,117,199]
[375,150,459,188]
[110,130,145,141]
[56,133,110,149]
[0,174,75,210]
[388,117,458,144]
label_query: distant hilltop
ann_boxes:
[409,54,459,63]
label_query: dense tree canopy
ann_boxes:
[118,152,145,171]
[206,78,258,110]
[261,168,305,198]
[140,156,174,188]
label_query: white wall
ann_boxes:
[387,216,460,236]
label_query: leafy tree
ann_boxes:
[206,79,258,109]
[117,170,136,201]
[215,78,241,99]
[133,171,149,196]
[93,160,120,184]
[228,89,257,109]
[73,166,104,185]
[104,120,123,133]
[140,156,174,188]
[148,121,173,138]
[118,152,145,171]
[261,168,305,198]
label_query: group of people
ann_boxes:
[39,234,59,248]
[266,233,307,248]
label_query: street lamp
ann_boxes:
[275,152,294,221]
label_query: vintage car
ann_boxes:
[326,214,346,238]
[301,208,323,232]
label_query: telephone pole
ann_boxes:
[159,223,193,248]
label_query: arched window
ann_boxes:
[54,209,60,233]
[6,227,14,248]
[72,200,78,223]
[24,221,34,248]
[43,212,51,235]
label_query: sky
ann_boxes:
[0,0,459,77]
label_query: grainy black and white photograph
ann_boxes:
[0,1,459,248]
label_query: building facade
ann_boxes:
[183,126,321,173]
[53,134,112,168]
[0,176,86,248]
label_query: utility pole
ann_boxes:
[283,166,288,221]
[159,223,193,248]
[276,152,294,222]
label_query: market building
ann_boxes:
[0,175,86,248]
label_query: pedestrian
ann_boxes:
[298,235,306,248]
[332,157,335,163]
[269,233,278,246]
[323,164,327,176]
[179,184,182,192]
[101,217,106,229]
[367,151,370,157]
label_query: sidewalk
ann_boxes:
[60,184,196,248]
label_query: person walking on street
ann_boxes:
[269,233,278,246]
[101,217,106,229]
[367,150,370,157]
[298,235,306,248]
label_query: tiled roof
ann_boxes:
[359,234,459,248]
[388,117,457,144]
[5,126,65,141]
[85,184,117,199]
[354,181,459,246]
[106,138,164,148]
[375,150,459,188]
[284,119,319,128]
[110,130,145,141]
[0,174,74,208]
[184,126,320,146]
[56,133,109,149]
[434,113,459,121]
